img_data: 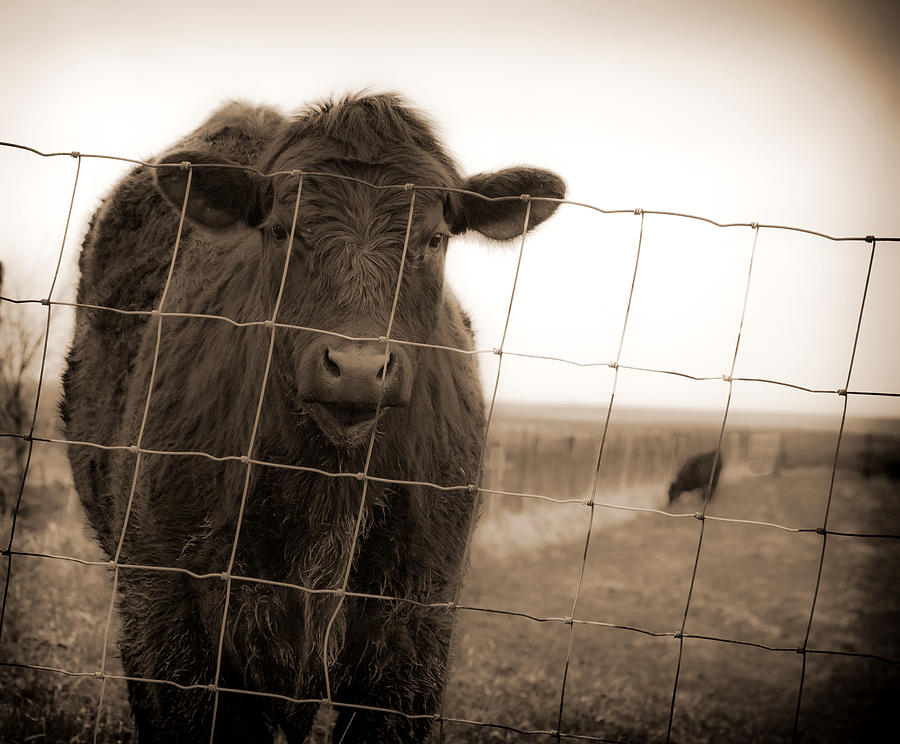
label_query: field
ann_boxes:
[1,404,899,743]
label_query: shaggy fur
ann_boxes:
[61,93,564,742]
[668,450,723,504]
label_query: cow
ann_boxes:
[60,93,565,742]
[668,450,723,505]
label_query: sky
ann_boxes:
[0,0,898,421]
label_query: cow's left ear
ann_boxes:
[154,150,273,229]
[445,167,565,241]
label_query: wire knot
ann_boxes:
[355,472,366,481]
[582,495,594,507]
[694,512,704,521]
[722,374,732,382]
[865,235,876,243]
[634,207,644,215]
[446,601,458,612]
[466,484,479,494]
[263,320,275,329]
[564,616,573,625]
[40,297,51,306]
[290,169,302,177]
[239,455,251,465]
[127,445,139,454]
[492,347,502,356]
[519,193,531,201]
[69,151,82,159]
[179,161,192,170]
[404,183,415,192]
[750,221,759,229]
[377,335,388,343]
[836,388,847,396]
[607,361,618,369]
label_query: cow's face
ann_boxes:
[260,158,450,446]
[155,109,564,447]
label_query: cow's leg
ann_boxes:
[331,692,437,744]
[274,668,325,743]
[121,646,277,743]
[276,702,321,743]
[331,599,449,743]
[116,576,275,743]
[332,704,435,744]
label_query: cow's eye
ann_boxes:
[428,232,445,249]
[271,224,288,242]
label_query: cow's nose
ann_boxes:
[323,346,395,390]
[299,339,412,408]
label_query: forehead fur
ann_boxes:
[259,92,463,186]
[274,172,445,311]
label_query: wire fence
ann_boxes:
[0,142,899,743]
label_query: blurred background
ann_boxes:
[1,0,898,741]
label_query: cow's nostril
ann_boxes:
[376,352,394,381]
[324,348,341,378]
[305,343,410,409]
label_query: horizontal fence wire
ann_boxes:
[3,140,900,243]
[0,140,899,743]
[1,434,898,540]
[1,299,899,397]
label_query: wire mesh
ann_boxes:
[0,141,898,743]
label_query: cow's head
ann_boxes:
[154,94,565,447]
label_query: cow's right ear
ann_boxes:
[154,150,273,229]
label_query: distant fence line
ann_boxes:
[479,422,785,504]
[1,141,899,744]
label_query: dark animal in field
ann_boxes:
[859,434,900,480]
[61,93,564,742]
[668,450,723,505]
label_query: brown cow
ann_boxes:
[61,94,564,742]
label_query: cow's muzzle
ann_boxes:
[297,339,413,446]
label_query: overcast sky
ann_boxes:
[1,0,898,421]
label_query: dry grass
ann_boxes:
[0,487,133,742]
[444,467,900,742]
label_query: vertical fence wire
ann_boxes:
[206,173,305,743]
[437,198,534,742]
[554,209,646,740]
[664,223,760,743]
[319,186,417,739]
[0,153,81,649]
[791,238,877,742]
[92,165,194,743]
